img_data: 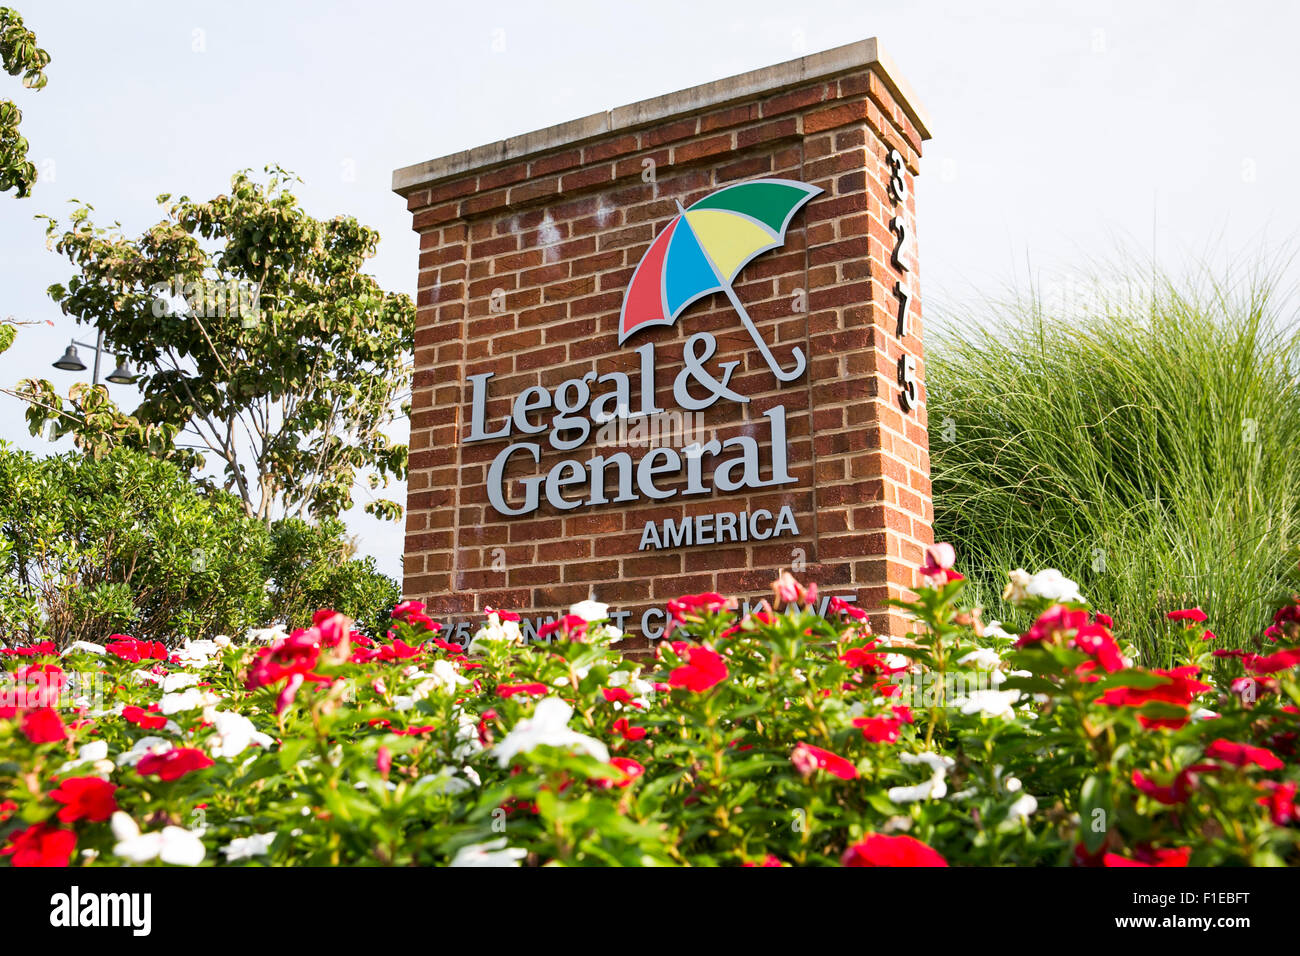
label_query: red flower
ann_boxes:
[10,663,66,708]
[1072,624,1126,674]
[392,600,425,619]
[601,687,637,706]
[485,606,521,622]
[105,637,168,663]
[376,639,423,662]
[842,833,947,867]
[790,742,858,780]
[919,542,963,586]
[310,609,356,647]
[1016,605,1091,648]
[1166,608,1208,625]
[771,571,816,607]
[0,800,16,822]
[1097,666,1210,729]
[1,822,76,867]
[50,777,118,823]
[828,596,869,623]
[122,704,167,730]
[839,641,906,675]
[276,673,306,717]
[137,747,214,782]
[538,615,588,642]
[497,682,550,699]
[1131,764,1215,805]
[743,854,784,867]
[612,718,646,741]
[0,641,56,658]
[666,592,733,624]
[853,706,914,744]
[1258,781,1297,826]
[590,757,645,789]
[21,707,67,743]
[391,601,440,633]
[1103,846,1191,867]
[376,746,392,777]
[1243,648,1300,675]
[246,629,322,689]
[667,645,728,692]
[1205,739,1284,770]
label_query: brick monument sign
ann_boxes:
[393,38,933,648]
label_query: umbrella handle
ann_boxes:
[724,283,807,383]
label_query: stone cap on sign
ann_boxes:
[391,36,932,197]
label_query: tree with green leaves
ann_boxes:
[0,6,48,199]
[21,166,414,523]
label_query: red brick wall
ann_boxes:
[399,59,931,648]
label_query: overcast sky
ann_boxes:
[2,0,1297,578]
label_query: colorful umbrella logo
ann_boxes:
[619,178,822,382]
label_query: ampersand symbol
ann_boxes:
[672,332,748,410]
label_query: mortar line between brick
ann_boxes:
[799,135,820,570]
[452,219,470,604]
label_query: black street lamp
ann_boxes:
[51,329,137,385]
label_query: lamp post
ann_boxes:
[51,329,137,385]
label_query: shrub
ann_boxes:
[2,552,1296,867]
[262,517,400,638]
[928,264,1300,662]
[0,443,269,644]
[0,443,400,646]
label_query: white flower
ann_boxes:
[448,838,527,867]
[984,620,1017,642]
[888,777,948,802]
[552,664,589,688]
[492,697,610,768]
[221,833,275,861]
[429,659,470,694]
[468,615,523,654]
[417,766,474,795]
[206,708,274,759]
[245,625,287,644]
[1003,568,1031,603]
[161,671,201,693]
[954,688,1022,720]
[159,687,217,715]
[1026,568,1085,604]
[131,669,163,686]
[958,647,1002,671]
[900,751,955,774]
[61,641,106,657]
[175,640,221,667]
[889,752,955,803]
[568,599,609,623]
[56,740,113,777]
[111,813,205,866]
[213,634,232,649]
[1007,792,1038,825]
[79,740,110,762]
[116,736,170,767]
[451,710,484,762]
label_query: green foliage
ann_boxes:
[0,443,399,646]
[22,166,413,523]
[2,571,1296,867]
[0,6,48,198]
[928,264,1300,663]
[0,442,269,644]
[263,517,400,638]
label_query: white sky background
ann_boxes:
[1,0,1297,580]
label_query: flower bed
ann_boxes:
[1,547,1297,867]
